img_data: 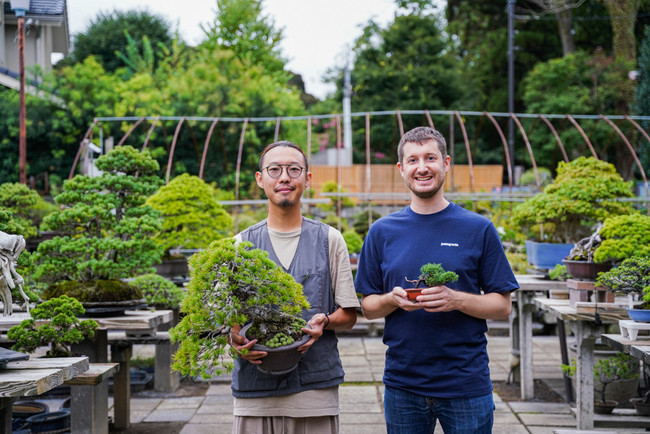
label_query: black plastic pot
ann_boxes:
[26,409,70,433]
[240,323,310,375]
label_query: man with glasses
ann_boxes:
[229,140,359,434]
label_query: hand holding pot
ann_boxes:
[230,325,267,364]
[298,317,323,353]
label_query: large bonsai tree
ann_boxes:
[512,157,634,244]
[145,173,232,256]
[34,146,164,300]
[170,237,310,378]
[0,182,57,239]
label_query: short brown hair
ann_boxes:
[259,141,309,172]
[397,127,447,163]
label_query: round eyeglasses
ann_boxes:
[264,164,304,178]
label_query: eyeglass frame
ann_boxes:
[262,164,305,179]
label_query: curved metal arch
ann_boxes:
[198,118,220,179]
[142,117,161,151]
[234,118,249,201]
[69,119,104,179]
[600,115,649,196]
[424,110,435,129]
[396,111,404,137]
[454,111,475,192]
[484,112,513,190]
[538,115,569,163]
[116,117,146,147]
[274,117,281,142]
[566,114,598,158]
[165,117,186,184]
[511,114,541,190]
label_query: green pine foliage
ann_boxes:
[595,256,650,305]
[170,238,310,378]
[418,263,459,287]
[512,157,634,243]
[594,214,650,263]
[7,295,98,357]
[146,173,232,254]
[131,273,185,309]
[34,146,164,285]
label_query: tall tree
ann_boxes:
[525,0,588,55]
[63,9,174,73]
[633,26,650,176]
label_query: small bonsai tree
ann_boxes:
[146,173,233,257]
[406,263,459,287]
[342,229,363,255]
[170,237,310,378]
[549,264,569,281]
[562,353,638,404]
[34,146,164,301]
[596,256,650,309]
[131,273,185,309]
[512,157,634,243]
[593,214,650,264]
[7,295,98,357]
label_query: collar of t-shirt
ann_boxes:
[267,227,302,270]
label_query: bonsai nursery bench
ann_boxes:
[65,362,119,434]
[107,330,180,393]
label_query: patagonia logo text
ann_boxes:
[440,242,459,247]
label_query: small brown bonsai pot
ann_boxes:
[630,397,650,416]
[593,400,618,414]
[563,260,613,280]
[404,288,423,301]
[240,323,310,375]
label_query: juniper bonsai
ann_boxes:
[596,256,650,309]
[593,214,650,264]
[7,295,98,357]
[170,237,310,378]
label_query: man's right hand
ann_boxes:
[229,325,268,364]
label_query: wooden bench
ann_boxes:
[65,362,119,434]
[107,331,180,393]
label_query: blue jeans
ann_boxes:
[384,385,495,434]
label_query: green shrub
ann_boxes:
[594,214,650,263]
[0,182,56,238]
[146,174,232,254]
[131,273,184,309]
[343,229,363,254]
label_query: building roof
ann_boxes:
[3,0,66,17]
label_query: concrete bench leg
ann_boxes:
[111,343,132,430]
[155,341,180,393]
[71,380,109,434]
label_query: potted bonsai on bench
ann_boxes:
[33,146,164,313]
[170,237,311,378]
[512,157,634,271]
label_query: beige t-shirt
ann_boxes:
[232,224,359,417]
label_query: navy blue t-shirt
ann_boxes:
[355,202,519,398]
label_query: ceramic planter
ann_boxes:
[563,260,613,280]
[404,288,422,301]
[630,398,650,416]
[627,309,650,322]
[593,400,618,414]
[525,241,574,270]
[240,323,310,375]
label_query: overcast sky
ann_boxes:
[65,0,400,99]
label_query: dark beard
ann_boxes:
[409,176,444,199]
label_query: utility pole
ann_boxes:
[11,0,30,184]
[507,0,516,180]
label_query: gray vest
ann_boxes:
[231,217,344,398]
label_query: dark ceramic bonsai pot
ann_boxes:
[240,323,310,375]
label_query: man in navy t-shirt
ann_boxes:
[355,126,519,434]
